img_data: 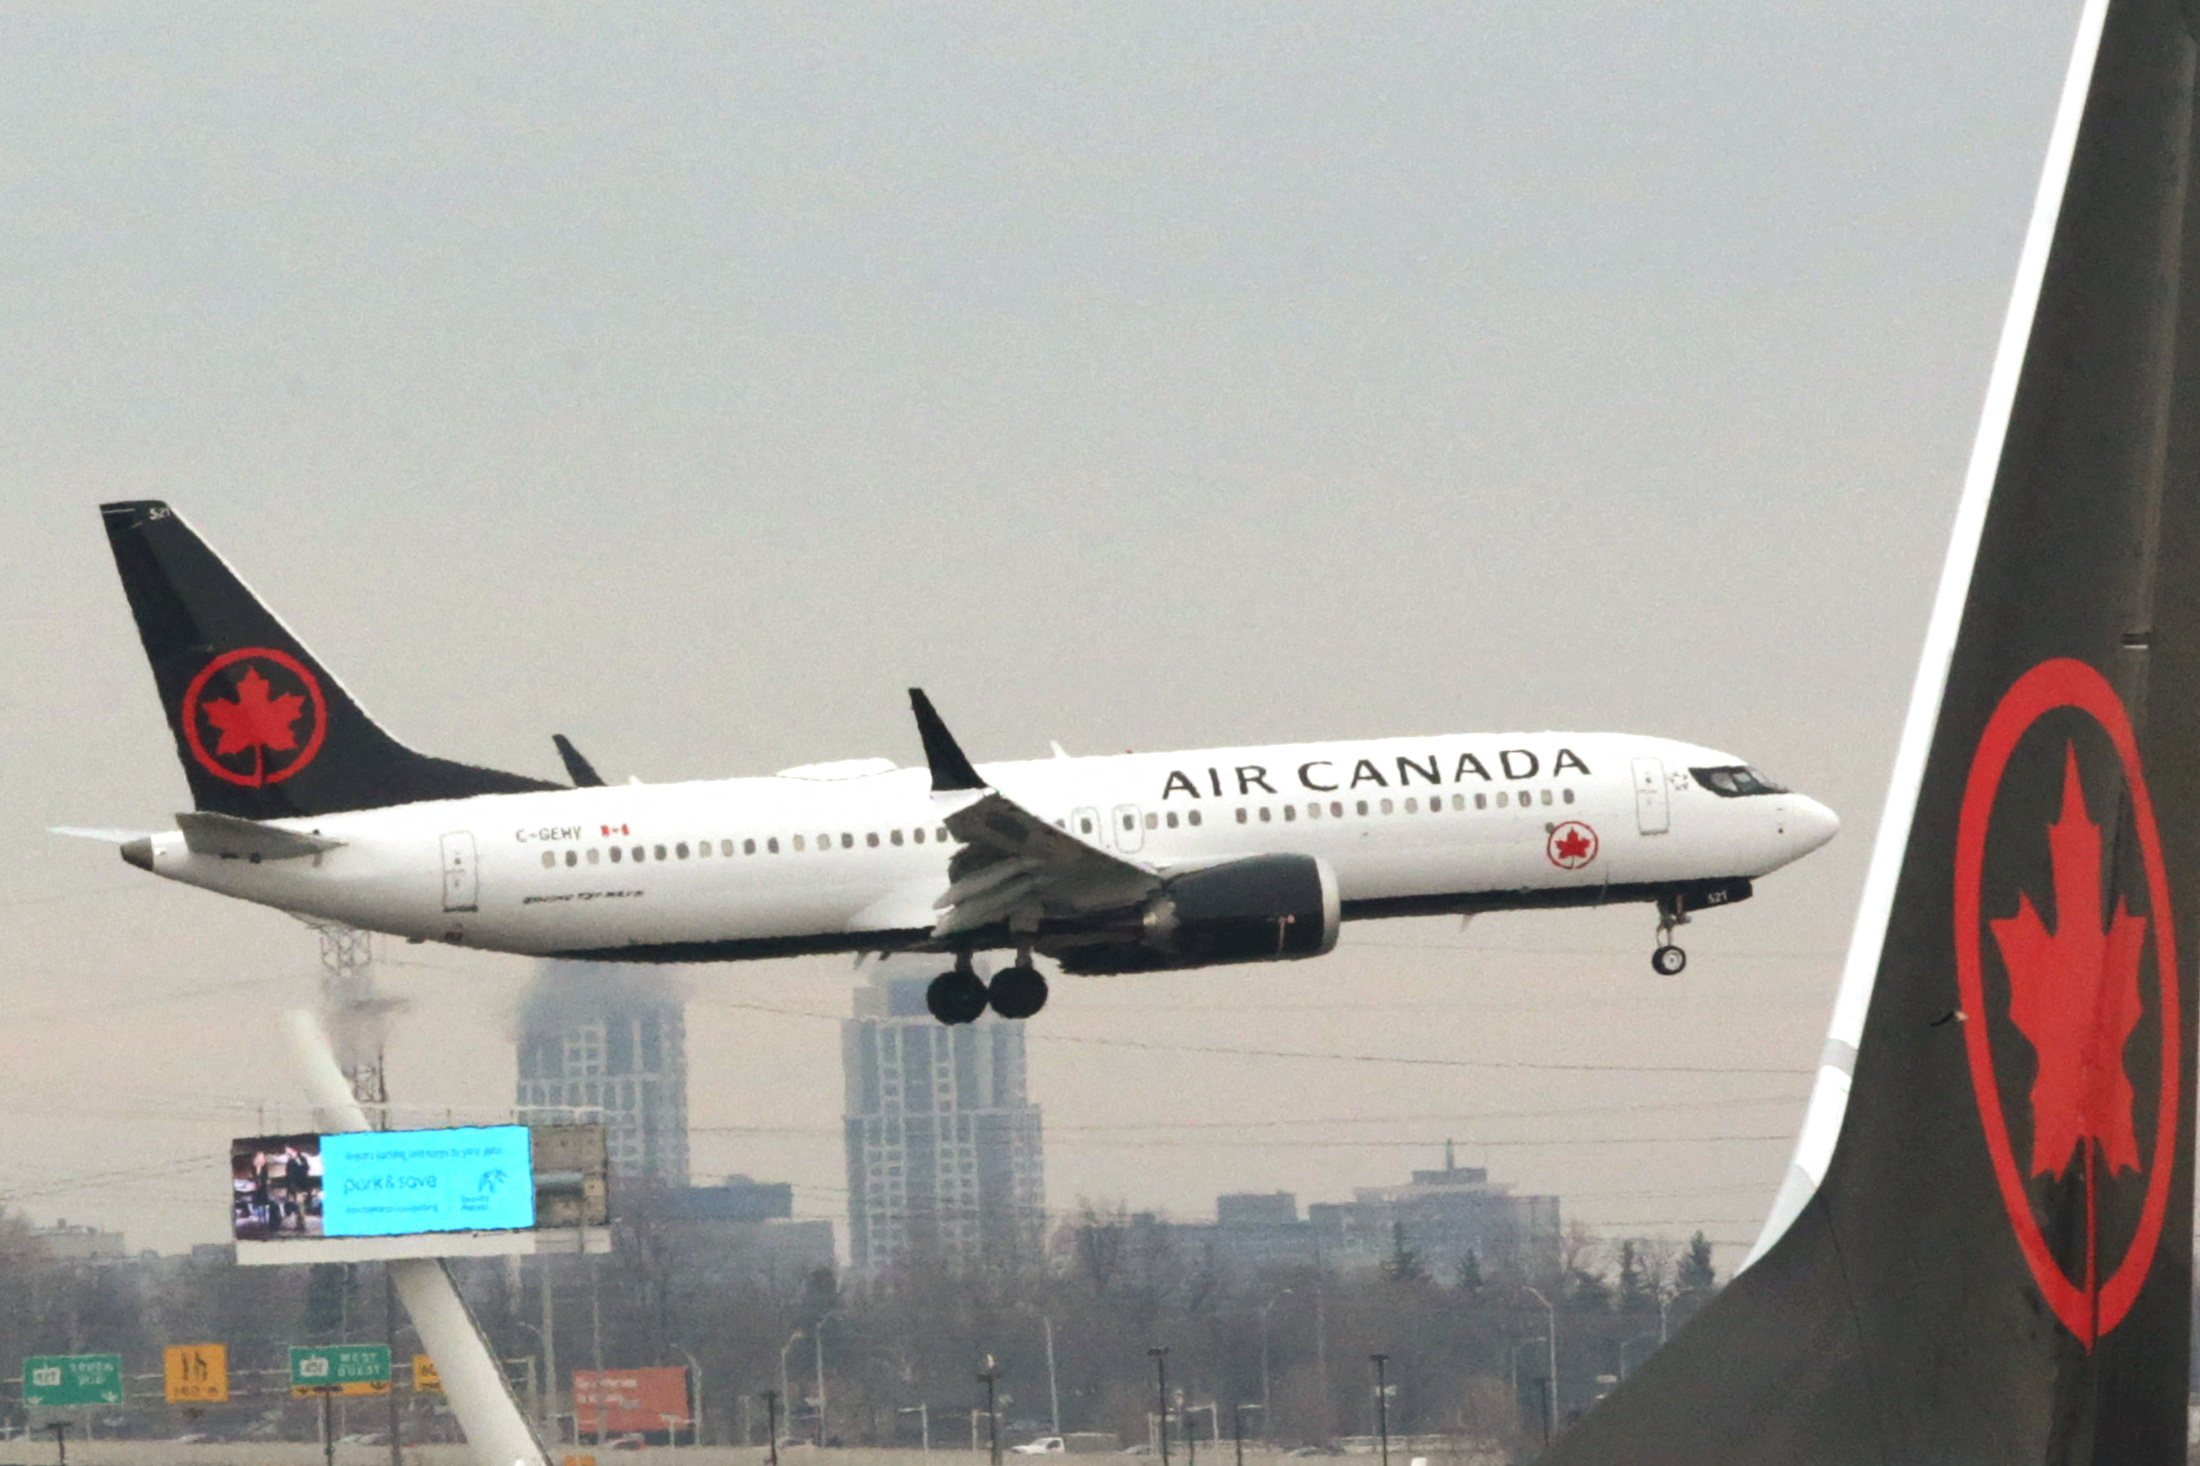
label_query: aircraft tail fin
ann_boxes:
[1548,3,2200,1461]
[101,501,559,819]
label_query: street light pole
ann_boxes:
[678,1348,704,1446]
[814,1310,844,1448]
[979,1355,1002,1466]
[1524,1286,1558,1446]
[778,1331,803,1445]
[1149,1348,1171,1466]
[1368,1356,1389,1466]
[1042,1314,1061,1437]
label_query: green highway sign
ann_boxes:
[23,1354,123,1407]
[289,1344,391,1392]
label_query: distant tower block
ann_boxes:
[516,961,690,1192]
[843,960,1045,1273]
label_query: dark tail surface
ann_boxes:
[102,501,559,819]
[1548,4,2200,1463]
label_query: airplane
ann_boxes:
[80,506,1836,1026]
[1532,1,2200,1460]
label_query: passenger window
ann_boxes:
[609,846,623,863]
[866,832,880,848]
[1452,794,1466,811]
[565,850,578,867]
[1356,800,1369,816]
[1236,808,1249,824]
[743,839,757,855]
[794,835,807,852]
[541,852,555,869]
[891,829,905,846]
[1476,793,1488,810]
[1306,803,1321,820]
[1541,790,1553,806]
[676,842,690,859]
[1496,792,1508,808]
[1562,788,1575,805]
[699,840,713,858]
[841,833,854,849]
[819,833,831,850]
[1189,810,1203,826]
[1145,812,1158,830]
[1404,797,1419,814]
[587,848,601,865]
[1259,807,1273,822]
[655,844,669,861]
[1330,801,1343,818]
[1283,805,1297,821]
[767,837,780,854]
[1079,816,1094,835]
[914,828,926,845]
[1380,799,1394,815]
[722,839,735,856]
[938,827,949,841]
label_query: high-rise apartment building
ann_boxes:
[842,962,1045,1273]
[516,961,690,1192]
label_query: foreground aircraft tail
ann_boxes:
[1549,3,2200,1462]
[102,501,559,819]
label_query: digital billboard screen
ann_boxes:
[233,1134,324,1240]
[232,1126,535,1241]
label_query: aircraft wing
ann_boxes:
[932,790,1159,937]
[908,688,1160,939]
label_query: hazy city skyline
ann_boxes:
[0,4,2085,1259]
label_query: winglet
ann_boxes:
[909,689,985,792]
[553,734,605,788]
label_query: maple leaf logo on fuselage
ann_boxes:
[1988,744,2147,1179]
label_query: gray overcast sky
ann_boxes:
[0,3,2082,1259]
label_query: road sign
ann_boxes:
[23,1355,123,1407]
[164,1345,228,1404]
[412,1354,442,1394]
[289,1344,391,1397]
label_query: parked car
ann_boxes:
[1012,1439,1066,1455]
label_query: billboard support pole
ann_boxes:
[286,1010,552,1466]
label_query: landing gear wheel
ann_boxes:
[1652,944,1688,976]
[988,964,1050,1020]
[926,969,990,1025]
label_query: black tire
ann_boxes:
[1652,944,1688,976]
[988,964,1050,1020]
[926,970,989,1025]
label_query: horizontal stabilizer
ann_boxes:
[49,826,160,844]
[176,810,343,861]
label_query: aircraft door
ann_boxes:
[1633,757,1671,835]
[1071,807,1102,844]
[1114,804,1145,853]
[440,831,479,912]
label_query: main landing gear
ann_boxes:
[925,953,1050,1025]
[1651,891,1690,976]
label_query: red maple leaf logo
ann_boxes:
[1988,744,2147,1179]
[200,667,307,764]
[1555,827,1592,862]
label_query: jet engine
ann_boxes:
[1052,854,1341,974]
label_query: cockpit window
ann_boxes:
[1690,764,1788,797]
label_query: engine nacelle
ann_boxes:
[1054,854,1341,974]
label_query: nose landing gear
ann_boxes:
[1651,892,1690,975]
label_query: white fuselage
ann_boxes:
[127,730,1838,962]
